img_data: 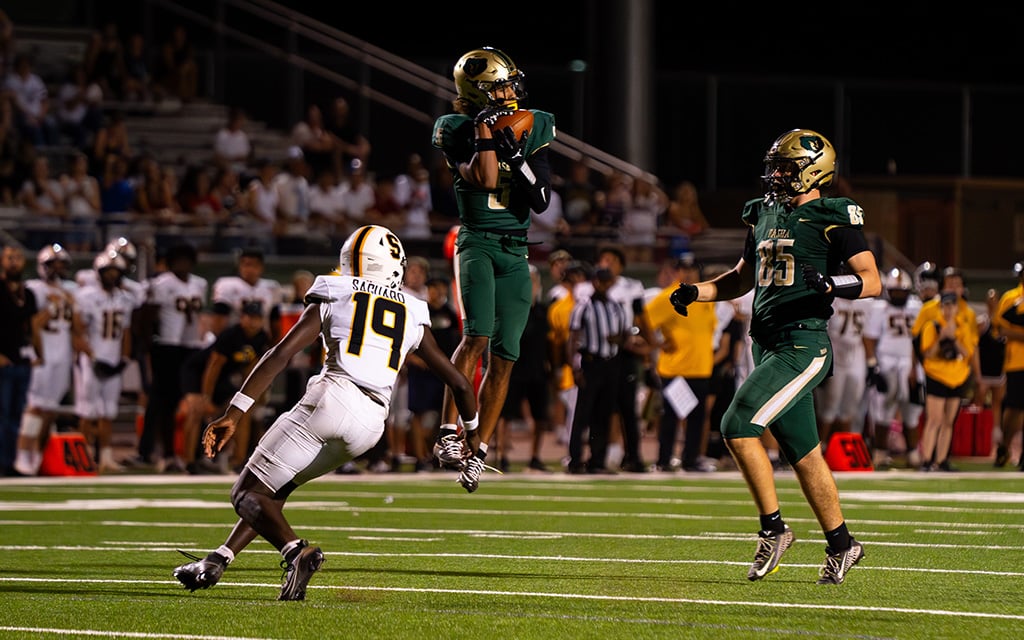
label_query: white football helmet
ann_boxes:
[339,225,407,289]
[105,236,137,272]
[883,267,912,307]
[37,243,71,281]
[93,249,128,274]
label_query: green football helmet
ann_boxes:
[762,129,836,205]
[453,47,527,110]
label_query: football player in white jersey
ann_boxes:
[72,251,138,472]
[76,237,148,307]
[815,293,875,445]
[172,225,478,601]
[864,268,924,468]
[13,244,77,476]
[133,242,208,471]
[210,247,283,339]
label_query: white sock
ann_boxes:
[13,450,34,475]
[215,545,235,564]
[280,539,303,561]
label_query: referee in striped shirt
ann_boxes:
[566,268,630,473]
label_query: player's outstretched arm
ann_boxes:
[203,304,323,456]
[416,328,478,424]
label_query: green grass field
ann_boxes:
[2,469,1022,639]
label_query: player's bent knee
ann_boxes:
[720,405,763,439]
[232,490,263,523]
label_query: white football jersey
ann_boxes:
[76,269,149,308]
[147,271,208,348]
[306,274,431,406]
[75,283,138,365]
[864,295,922,361]
[827,296,873,369]
[25,278,77,365]
[575,274,646,329]
[212,275,283,326]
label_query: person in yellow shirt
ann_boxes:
[918,291,977,471]
[994,261,1024,469]
[645,256,717,472]
[546,261,588,461]
[911,267,980,393]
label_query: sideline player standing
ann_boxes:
[430,47,556,492]
[669,129,880,585]
[173,225,478,601]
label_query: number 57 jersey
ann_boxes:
[304,274,432,405]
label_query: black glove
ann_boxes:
[670,283,698,316]
[801,263,831,295]
[494,126,527,166]
[473,105,514,128]
[866,363,888,393]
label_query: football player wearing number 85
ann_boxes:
[173,225,478,601]
[668,129,881,585]
[429,47,556,492]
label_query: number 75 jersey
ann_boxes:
[304,274,432,402]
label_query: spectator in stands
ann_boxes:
[291,104,334,179]
[530,183,568,259]
[560,160,598,235]
[134,156,180,224]
[338,158,375,226]
[84,24,126,101]
[19,156,65,233]
[61,151,101,252]
[56,64,104,151]
[213,107,252,172]
[100,153,135,216]
[308,167,345,238]
[367,175,405,231]
[593,170,631,232]
[5,54,57,147]
[241,158,281,254]
[393,153,433,240]
[664,180,710,239]
[327,96,370,177]
[621,175,667,265]
[157,25,198,102]
[178,164,226,230]
[273,147,311,251]
[91,110,133,176]
[208,165,245,222]
[122,33,154,102]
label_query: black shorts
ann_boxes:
[1004,371,1024,409]
[925,376,970,399]
[407,366,444,414]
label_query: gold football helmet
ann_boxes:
[762,129,836,205]
[453,47,527,110]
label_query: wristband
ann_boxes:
[474,138,497,152]
[829,274,864,299]
[458,412,480,432]
[230,392,255,413]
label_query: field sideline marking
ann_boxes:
[0,578,1021,621]
[0,626,278,639]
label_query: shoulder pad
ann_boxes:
[526,110,557,152]
[740,198,766,226]
[432,114,473,154]
[811,197,865,229]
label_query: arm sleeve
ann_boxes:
[517,147,552,213]
[829,226,870,261]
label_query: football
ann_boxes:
[491,109,533,140]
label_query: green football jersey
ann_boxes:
[740,196,866,336]
[431,109,556,231]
